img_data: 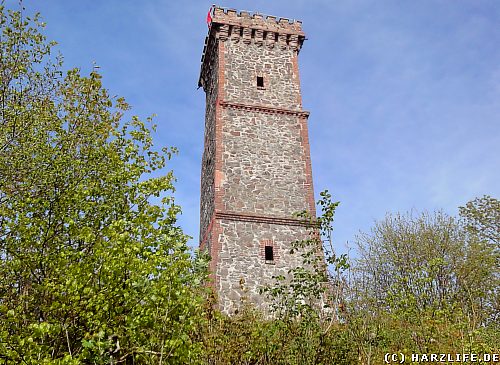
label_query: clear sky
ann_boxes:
[12,1,500,255]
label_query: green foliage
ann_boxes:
[460,195,500,250]
[354,211,496,320]
[200,306,356,365]
[348,208,499,363]
[459,195,500,323]
[0,4,207,363]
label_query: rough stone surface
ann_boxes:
[199,40,218,249]
[199,7,318,315]
[224,42,301,110]
[221,109,309,216]
[216,221,311,314]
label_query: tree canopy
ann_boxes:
[0,5,207,363]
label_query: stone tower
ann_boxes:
[198,6,316,314]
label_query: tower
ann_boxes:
[198,6,316,314]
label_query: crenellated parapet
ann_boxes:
[211,7,304,42]
[199,6,306,89]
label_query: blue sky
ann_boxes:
[13,1,500,254]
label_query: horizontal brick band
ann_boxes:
[215,210,315,227]
[220,101,310,118]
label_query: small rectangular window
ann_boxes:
[265,246,274,261]
[257,76,264,88]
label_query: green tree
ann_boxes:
[460,195,500,323]
[0,4,207,363]
[460,195,499,250]
[349,210,498,360]
[354,211,495,316]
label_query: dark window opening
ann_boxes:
[257,76,264,88]
[265,246,274,261]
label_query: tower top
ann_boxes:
[198,5,306,88]
[210,6,304,35]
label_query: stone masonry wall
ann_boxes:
[224,42,301,110]
[212,36,315,313]
[220,108,309,216]
[199,40,218,248]
[216,220,311,314]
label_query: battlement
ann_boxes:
[199,6,306,88]
[211,6,304,35]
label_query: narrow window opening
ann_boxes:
[265,246,274,261]
[257,76,264,88]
